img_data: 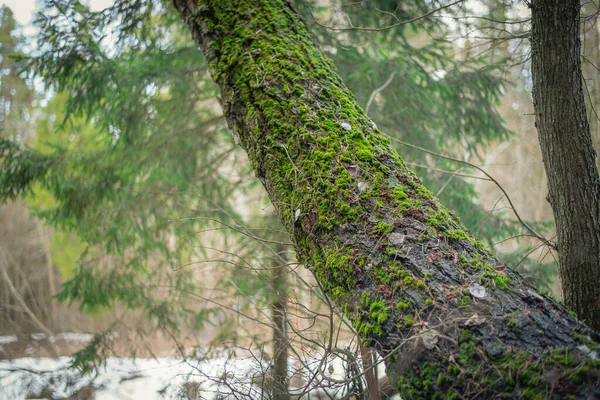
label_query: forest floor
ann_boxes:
[1,355,263,399]
[0,334,380,399]
[0,333,265,399]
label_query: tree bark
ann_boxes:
[359,342,381,400]
[173,1,600,398]
[581,1,600,171]
[531,0,600,331]
[271,242,289,400]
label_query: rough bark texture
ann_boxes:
[531,0,600,331]
[172,0,600,398]
[582,1,600,170]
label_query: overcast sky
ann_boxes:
[1,0,36,25]
[1,0,113,26]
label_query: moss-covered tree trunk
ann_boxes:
[531,0,600,331]
[173,0,600,397]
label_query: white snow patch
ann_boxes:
[0,336,18,345]
[54,333,95,343]
[31,333,46,341]
[468,283,487,299]
[431,69,447,81]
[0,352,396,399]
[0,357,266,400]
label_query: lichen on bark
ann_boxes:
[173,0,600,398]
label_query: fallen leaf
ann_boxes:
[494,265,507,274]
[465,313,486,326]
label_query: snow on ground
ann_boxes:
[0,356,267,399]
[0,336,18,354]
[0,355,396,399]
[0,337,18,345]
[0,334,396,399]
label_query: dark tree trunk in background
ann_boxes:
[531,0,600,330]
[173,0,600,398]
[359,342,381,400]
[271,242,289,400]
[582,1,600,168]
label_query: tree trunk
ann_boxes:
[173,1,600,398]
[531,0,600,330]
[582,1,600,170]
[359,342,381,400]
[37,222,57,327]
[271,242,289,400]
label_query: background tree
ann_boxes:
[0,5,59,337]
[531,0,600,329]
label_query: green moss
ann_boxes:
[573,366,590,383]
[447,365,461,376]
[506,319,520,333]
[314,247,358,293]
[354,137,374,161]
[393,185,408,202]
[551,348,573,365]
[353,293,390,338]
[490,271,512,289]
[395,328,600,399]
[424,207,484,249]
[369,299,389,324]
[373,220,394,235]
[396,300,411,311]
[573,332,598,350]
[374,267,391,284]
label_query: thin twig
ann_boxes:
[388,136,556,250]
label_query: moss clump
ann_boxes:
[424,207,484,249]
[396,299,411,311]
[374,267,391,284]
[369,299,389,324]
[394,328,600,399]
[573,332,598,351]
[506,318,520,333]
[457,295,470,306]
[354,137,375,161]
[488,271,512,289]
[353,292,390,338]
[373,220,394,235]
[314,247,358,296]
[393,185,408,201]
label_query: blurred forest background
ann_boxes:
[0,0,596,398]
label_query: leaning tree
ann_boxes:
[170,0,600,398]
